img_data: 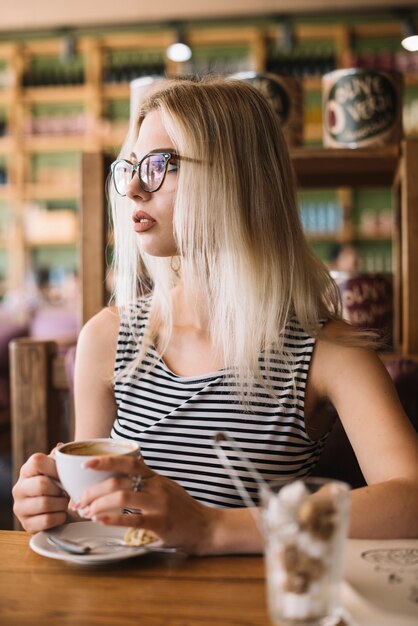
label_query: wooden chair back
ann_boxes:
[10,340,73,484]
[9,153,111,525]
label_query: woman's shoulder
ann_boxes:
[82,305,120,333]
[80,296,152,335]
[312,318,385,393]
[77,306,121,354]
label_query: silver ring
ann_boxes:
[131,475,142,493]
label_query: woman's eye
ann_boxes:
[168,163,178,172]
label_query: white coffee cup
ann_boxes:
[54,438,141,504]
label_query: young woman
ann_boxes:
[12,78,418,553]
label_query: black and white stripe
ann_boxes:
[111,298,327,507]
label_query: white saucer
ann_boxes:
[30,521,149,565]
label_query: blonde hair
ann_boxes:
[109,76,345,402]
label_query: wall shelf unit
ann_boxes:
[0,16,416,354]
[292,140,418,355]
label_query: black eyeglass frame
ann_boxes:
[110,151,182,196]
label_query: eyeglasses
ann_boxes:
[110,151,180,196]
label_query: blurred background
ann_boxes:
[1,0,418,528]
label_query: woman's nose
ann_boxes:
[126,176,151,201]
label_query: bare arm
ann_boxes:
[74,306,120,439]
[313,323,418,538]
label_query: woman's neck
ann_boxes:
[171,284,210,333]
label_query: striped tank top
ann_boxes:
[111,297,328,508]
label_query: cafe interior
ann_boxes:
[0,1,418,625]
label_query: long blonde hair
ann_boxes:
[109,76,343,401]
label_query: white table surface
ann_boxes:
[342,538,418,626]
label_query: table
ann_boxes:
[0,531,270,626]
[0,531,417,626]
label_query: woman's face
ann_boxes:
[127,110,178,257]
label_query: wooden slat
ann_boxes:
[52,356,70,390]
[400,140,418,354]
[9,339,57,483]
[80,152,108,324]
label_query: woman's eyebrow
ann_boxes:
[148,148,176,154]
[130,151,137,162]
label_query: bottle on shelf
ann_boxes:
[266,43,336,78]
[299,199,343,236]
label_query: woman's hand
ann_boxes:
[12,450,70,532]
[74,455,218,555]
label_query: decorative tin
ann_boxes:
[332,271,393,347]
[229,71,303,146]
[323,69,403,148]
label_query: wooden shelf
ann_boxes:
[26,239,76,248]
[303,76,322,91]
[291,145,400,187]
[0,91,13,106]
[304,123,323,143]
[23,183,79,201]
[23,135,93,153]
[23,86,88,104]
[102,83,130,100]
[99,31,174,50]
[354,233,392,241]
[405,75,418,88]
[0,136,12,153]
[187,26,261,47]
[306,233,344,243]
[0,186,13,201]
[306,232,392,243]
[101,127,128,148]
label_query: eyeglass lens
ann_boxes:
[140,154,167,192]
[112,154,168,195]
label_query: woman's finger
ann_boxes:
[77,475,143,507]
[82,488,149,519]
[16,494,69,518]
[20,452,60,481]
[22,511,68,534]
[17,474,66,498]
[83,454,153,477]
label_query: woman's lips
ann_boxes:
[133,210,157,233]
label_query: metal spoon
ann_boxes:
[46,534,177,555]
[47,534,91,555]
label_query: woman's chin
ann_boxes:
[141,243,178,258]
